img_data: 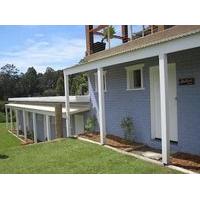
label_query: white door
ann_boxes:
[74,114,84,134]
[150,63,178,141]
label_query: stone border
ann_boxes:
[8,130,25,143]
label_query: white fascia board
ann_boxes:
[64,32,200,75]
[8,95,90,103]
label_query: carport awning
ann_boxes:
[6,103,90,116]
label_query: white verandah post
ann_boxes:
[10,107,13,131]
[97,67,106,144]
[23,110,27,140]
[15,109,19,136]
[45,115,50,141]
[64,72,71,137]
[159,54,170,164]
[5,106,8,128]
[33,112,37,143]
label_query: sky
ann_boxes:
[0,25,145,73]
[0,25,86,73]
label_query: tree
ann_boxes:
[21,67,38,96]
[0,64,20,100]
[69,73,88,95]
[43,67,58,90]
[56,76,64,96]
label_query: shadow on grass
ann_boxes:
[0,154,9,159]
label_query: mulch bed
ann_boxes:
[171,152,200,172]
[79,132,144,151]
[79,132,200,173]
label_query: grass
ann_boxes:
[0,123,179,174]
[0,123,21,151]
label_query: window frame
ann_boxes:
[94,71,107,92]
[125,64,144,90]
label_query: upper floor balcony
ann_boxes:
[85,25,175,61]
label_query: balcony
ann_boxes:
[85,25,175,61]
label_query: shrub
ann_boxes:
[120,116,134,141]
[0,112,6,123]
[85,116,96,133]
[0,101,6,113]
[43,89,57,96]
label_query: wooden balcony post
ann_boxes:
[122,25,129,43]
[158,25,165,32]
[55,103,63,138]
[85,25,94,56]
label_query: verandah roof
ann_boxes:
[6,103,90,117]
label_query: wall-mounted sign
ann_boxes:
[179,78,195,85]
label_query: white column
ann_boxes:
[26,112,29,133]
[5,106,8,128]
[64,72,71,137]
[10,107,13,131]
[45,115,50,141]
[15,110,19,136]
[97,67,106,144]
[23,110,27,140]
[33,112,37,143]
[159,54,170,164]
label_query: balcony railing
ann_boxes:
[85,25,175,56]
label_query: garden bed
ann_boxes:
[79,132,200,173]
[79,132,144,151]
[171,152,200,173]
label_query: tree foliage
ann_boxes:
[0,64,88,101]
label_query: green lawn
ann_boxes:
[0,123,179,174]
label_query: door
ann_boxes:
[150,63,178,141]
[74,114,84,134]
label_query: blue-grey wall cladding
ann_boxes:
[88,47,200,155]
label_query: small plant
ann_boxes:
[85,116,97,133]
[101,26,116,42]
[120,116,134,141]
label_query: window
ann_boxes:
[94,71,107,92]
[126,64,144,90]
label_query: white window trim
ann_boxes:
[94,71,107,92]
[125,63,144,90]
